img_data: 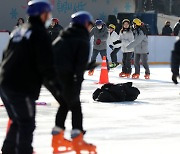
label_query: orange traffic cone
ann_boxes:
[6,119,12,134]
[98,56,109,84]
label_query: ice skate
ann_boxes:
[119,72,126,78]
[72,131,97,154]
[88,69,94,76]
[126,73,131,78]
[132,73,140,79]
[144,74,150,79]
[52,129,73,153]
[109,62,119,69]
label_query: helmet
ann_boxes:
[122,19,130,24]
[95,20,103,26]
[27,0,52,16]
[52,18,59,24]
[109,24,116,30]
[133,18,142,26]
[71,11,94,26]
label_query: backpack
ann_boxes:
[93,82,140,102]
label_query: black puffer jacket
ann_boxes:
[48,24,63,41]
[53,24,90,101]
[162,25,172,36]
[93,82,140,102]
[171,40,180,76]
[0,17,61,100]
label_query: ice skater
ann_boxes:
[171,39,180,84]
[107,24,121,68]
[127,18,150,79]
[88,19,109,76]
[119,19,134,78]
[52,11,96,153]
[0,0,63,154]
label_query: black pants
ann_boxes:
[55,74,83,131]
[122,52,133,74]
[91,49,109,70]
[0,88,35,154]
[110,47,121,63]
[134,53,150,74]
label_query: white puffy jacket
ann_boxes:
[120,30,134,53]
[107,31,121,49]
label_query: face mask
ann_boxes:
[45,18,52,28]
[97,26,102,29]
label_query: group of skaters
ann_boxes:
[0,0,97,154]
[88,18,150,79]
[1,0,180,154]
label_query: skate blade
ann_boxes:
[132,77,139,79]
[53,146,74,154]
[53,149,73,154]
[88,73,94,76]
[120,75,127,78]
[74,150,97,154]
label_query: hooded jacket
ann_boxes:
[90,25,108,50]
[126,28,148,54]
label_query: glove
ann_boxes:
[96,39,101,45]
[109,45,113,50]
[172,74,179,84]
[86,61,99,70]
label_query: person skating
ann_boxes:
[48,18,63,41]
[119,19,134,78]
[171,39,180,84]
[0,1,63,154]
[126,18,150,79]
[88,19,109,76]
[107,24,121,68]
[52,11,96,154]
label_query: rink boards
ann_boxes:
[0,32,178,63]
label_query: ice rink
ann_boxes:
[0,65,180,154]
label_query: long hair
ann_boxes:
[137,26,148,36]
[16,18,25,26]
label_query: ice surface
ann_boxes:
[0,65,180,154]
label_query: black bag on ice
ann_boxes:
[93,82,140,102]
